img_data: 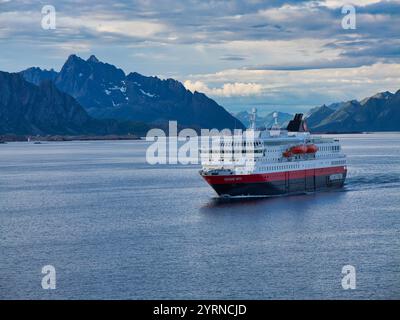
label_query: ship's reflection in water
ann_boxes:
[202,189,346,211]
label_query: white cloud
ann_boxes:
[319,0,382,8]
[60,14,168,38]
[184,80,263,97]
[0,10,168,40]
[185,63,400,108]
[183,80,210,93]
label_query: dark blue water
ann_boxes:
[1,133,399,299]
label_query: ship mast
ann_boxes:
[250,107,257,130]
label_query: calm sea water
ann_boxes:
[0,133,399,299]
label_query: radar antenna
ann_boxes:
[271,112,280,130]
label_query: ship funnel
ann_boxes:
[286,113,309,132]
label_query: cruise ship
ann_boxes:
[199,109,347,197]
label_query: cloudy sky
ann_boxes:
[1,0,400,114]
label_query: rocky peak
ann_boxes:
[361,91,394,105]
[65,54,83,65]
[372,91,394,100]
[19,67,58,86]
[87,55,99,63]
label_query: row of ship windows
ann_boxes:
[331,160,346,165]
[320,145,340,152]
[258,164,300,171]
[205,149,339,156]
[255,161,343,172]
[203,149,282,155]
[206,145,340,153]
[218,142,295,151]
[206,158,274,163]
[203,150,264,154]
[205,159,345,168]
[220,141,263,147]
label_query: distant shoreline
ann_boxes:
[313,131,400,134]
[2,131,400,143]
[0,134,141,142]
[312,131,364,134]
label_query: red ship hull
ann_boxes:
[201,166,347,197]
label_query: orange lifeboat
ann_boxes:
[290,145,307,154]
[306,144,318,154]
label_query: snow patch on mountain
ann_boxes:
[140,89,157,98]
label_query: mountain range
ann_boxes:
[1,53,399,136]
[0,71,149,135]
[20,54,243,131]
[306,90,400,132]
[235,89,400,133]
[236,90,400,133]
[0,71,92,135]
